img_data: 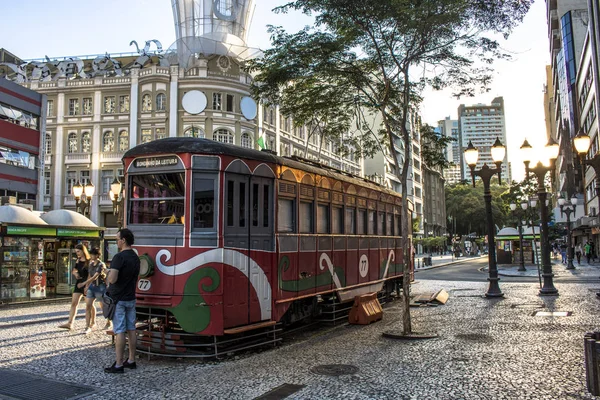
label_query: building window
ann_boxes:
[45,134,52,155]
[213,93,222,110]
[103,131,115,152]
[214,128,233,144]
[66,171,77,196]
[104,96,116,114]
[241,132,252,148]
[156,93,166,111]
[269,108,274,125]
[68,132,78,153]
[141,129,152,143]
[101,170,114,195]
[68,99,79,116]
[44,171,51,196]
[80,170,90,186]
[142,94,152,112]
[156,128,166,140]
[81,132,91,153]
[118,130,129,152]
[119,95,130,113]
[184,127,204,138]
[47,100,54,117]
[80,97,91,115]
[226,94,234,112]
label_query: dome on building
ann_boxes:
[0,205,48,225]
[40,210,98,227]
[497,227,518,236]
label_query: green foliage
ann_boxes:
[420,124,456,171]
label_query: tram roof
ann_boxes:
[124,137,402,199]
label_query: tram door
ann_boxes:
[223,173,274,328]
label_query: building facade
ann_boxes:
[0,78,46,207]
[437,116,461,184]
[458,97,510,182]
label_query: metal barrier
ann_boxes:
[584,331,600,395]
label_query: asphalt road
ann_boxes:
[416,256,600,285]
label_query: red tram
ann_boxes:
[122,137,412,356]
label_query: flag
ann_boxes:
[257,136,266,150]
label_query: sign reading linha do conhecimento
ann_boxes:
[134,156,179,168]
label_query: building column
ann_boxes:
[54,91,65,210]
[169,66,179,137]
[129,68,140,147]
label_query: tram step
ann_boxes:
[224,320,277,335]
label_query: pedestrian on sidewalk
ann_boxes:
[560,243,567,264]
[80,247,111,333]
[58,244,89,330]
[585,242,592,264]
[576,244,582,265]
[104,228,140,374]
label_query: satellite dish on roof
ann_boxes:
[240,96,257,120]
[182,90,207,115]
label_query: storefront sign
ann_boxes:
[6,226,56,236]
[134,156,179,168]
[57,229,99,238]
[29,271,47,299]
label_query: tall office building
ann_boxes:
[437,116,461,184]
[458,97,510,183]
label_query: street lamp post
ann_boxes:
[109,178,124,228]
[557,194,578,270]
[509,201,527,272]
[72,181,95,218]
[574,130,600,202]
[520,138,560,296]
[464,137,506,298]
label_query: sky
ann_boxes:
[0,0,550,181]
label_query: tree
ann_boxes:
[247,0,532,335]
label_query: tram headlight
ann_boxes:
[138,254,155,278]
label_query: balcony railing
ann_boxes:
[100,151,125,163]
[65,153,91,164]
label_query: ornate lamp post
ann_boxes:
[520,138,560,296]
[109,178,124,228]
[574,130,600,204]
[72,181,95,218]
[509,201,527,272]
[464,137,506,298]
[557,194,578,270]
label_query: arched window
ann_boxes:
[103,131,115,152]
[141,129,153,143]
[240,132,252,149]
[156,93,166,111]
[81,132,91,153]
[67,132,78,153]
[45,134,52,154]
[214,128,234,144]
[118,130,129,152]
[142,94,152,112]
[184,127,204,138]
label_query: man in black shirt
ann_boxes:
[104,228,140,373]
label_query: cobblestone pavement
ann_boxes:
[2,279,600,399]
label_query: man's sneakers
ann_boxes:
[104,362,124,374]
[104,360,136,373]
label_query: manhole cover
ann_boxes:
[510,303,545,309]
[0,369,94,400]
[532,311,572,317]
[455,333,494,343]
[310,364,359,376]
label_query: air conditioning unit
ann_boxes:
[0,196,17,205]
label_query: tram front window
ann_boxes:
[129,172,185,224]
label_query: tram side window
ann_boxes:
[278,198,296,232]
[252,183,259,227]
[129,172,185,224]
[378,211,386,236]
[357,209,367,235]
[395,215,401,236]
[345,207,356,234]
[332,206,343,234]
[192,178,215,230]
[368,210,376,235]
[386,213,393,236]
[317,204,330,234]
[299,201,313,233]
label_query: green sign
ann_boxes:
[6,226,56,236]
[57,229,99,238]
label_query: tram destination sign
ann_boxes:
[134,156,179,168]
